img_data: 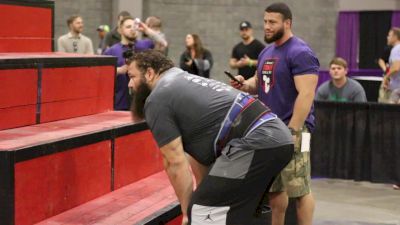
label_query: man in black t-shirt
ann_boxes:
[230,21,265,80]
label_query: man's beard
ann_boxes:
[264,27,284,44]
[241,34,250,41]
[130,79,151,121]
[124,33,137,42]
[73,26,82,34]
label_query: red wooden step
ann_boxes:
[0,111,164,225]
[0,53,116,130]
[0,1,54,52]
[35,171,181,225]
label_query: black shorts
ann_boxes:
[188,144,293,225]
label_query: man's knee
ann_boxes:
[269,192,289,212]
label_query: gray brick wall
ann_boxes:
[143,0,337,82]
[53,0,113,53]
[51,0,399,81]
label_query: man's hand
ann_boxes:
[185,59,193,66]
[117,65,128,74]
[229,75,245,89]
[181,215,188,225]
[137,21,149,33]
[239,54,254,67]
[383,75,390,90]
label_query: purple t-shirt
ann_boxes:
[103,40,154,110]
[257,36,319,131]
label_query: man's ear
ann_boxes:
[117,25,122,35]
[284,19,292,29]
[145,67,156,81]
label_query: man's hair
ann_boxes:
[329,57,348,69]
[127,50,174,75]
[67,15,81,26]
[265,2,292,21]
[119,16,134,28]
[118,11,131,19]
[146,16,162,29]
[390,27,400,39]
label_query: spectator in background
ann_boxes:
[96,24,110,54]
[103,16,166,111]
[230,21,265,80]
[57,15,94,54]
[179,34,213,78]
[104,11,131,48]
[378,45,393,103]
[383,27,400,107]
[144,16,168,55]
[316,57,367,102]
[230,3,319,224]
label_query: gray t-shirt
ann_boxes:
[389,43,400,90]
[144,68,292,165]
[315,78,367,102]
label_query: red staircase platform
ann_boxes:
[0,0,54,52]
[0,111,165,225]
[0,52,116,130]
[0,1,182,224]
[36,172,181,225]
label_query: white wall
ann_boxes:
[339,0,400,11]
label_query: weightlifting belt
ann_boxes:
[214,93,277,157]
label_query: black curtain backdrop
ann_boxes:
[359,11,392,69]
[311,101,400,184]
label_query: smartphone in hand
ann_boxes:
[224,70,243,85]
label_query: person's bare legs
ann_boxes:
[269,191,288,225]
[296,192,315,225]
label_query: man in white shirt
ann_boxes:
[57,15,94,54]
[384,27,400,104]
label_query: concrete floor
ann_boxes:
[246,178,400,225]
[312,178,400,225]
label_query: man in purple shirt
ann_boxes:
[230,3,319,225]
[104,16,166,110]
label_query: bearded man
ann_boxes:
[57,15,94,54]
[103,16,164,110]
[127,50,293,225]
[229,21,265,80]
[230,3,320,225]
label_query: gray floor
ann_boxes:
[312,178,400,225]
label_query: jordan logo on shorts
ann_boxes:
[204,211,214,221]
[261,59,276,94]
[191,204,229,224]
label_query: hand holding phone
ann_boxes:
[224,70,243,85]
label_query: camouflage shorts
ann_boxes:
[269,127,311,198]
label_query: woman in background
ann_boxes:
[180,34,213,78]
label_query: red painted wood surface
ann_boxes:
[0,68,37,108]
[15,141,112,225]
[36,171,178,225]
[0,39,52,52]
[167,215,184,225]
[114,130,164,189]
[0,105,36,130]
[0,4,52,52]
[40,66,114,122]
[0,111,133,151]
[0,68,37,130]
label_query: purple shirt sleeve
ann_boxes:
[290,50,320,76]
